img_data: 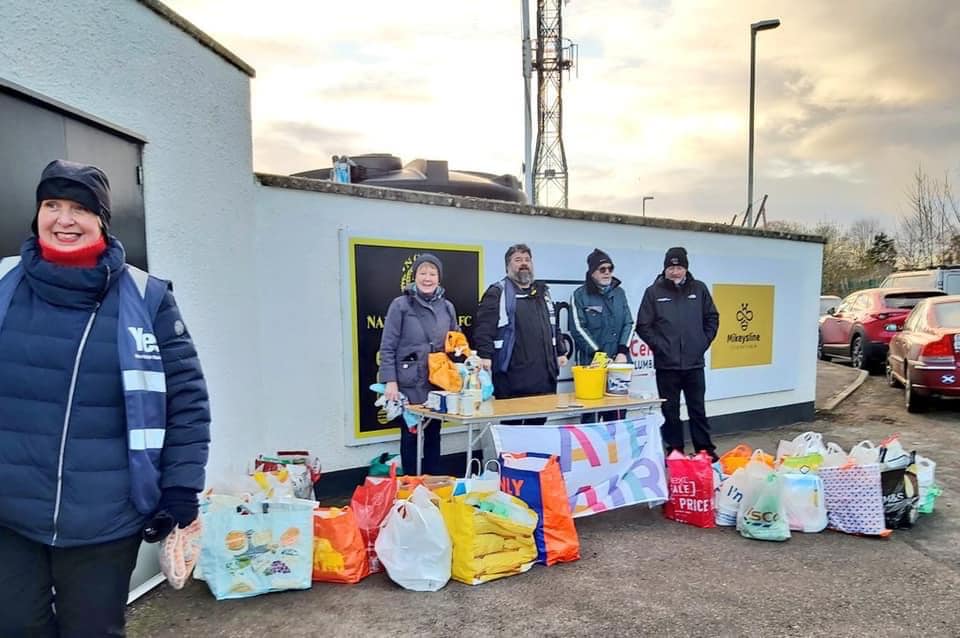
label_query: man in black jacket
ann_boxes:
[636,247,720,459]
[474,244,567,424]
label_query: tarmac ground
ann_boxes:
[127,361,959,637]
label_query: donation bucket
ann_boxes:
[605,364,634,396]
[572,366,607,400]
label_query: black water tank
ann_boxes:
[292,154,526,204]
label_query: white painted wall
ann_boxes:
[255,184,823,473]
[1,0,261,593]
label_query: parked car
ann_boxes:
[819,295,841,316]
[886,295,960,412]
[818,287,946,370]
[880,266,960,294]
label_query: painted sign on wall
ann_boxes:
[348,238,482,440]
[710,283,775,369]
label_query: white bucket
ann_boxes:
[605,364,634,396]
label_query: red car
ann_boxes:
[818,288,945,370]
[887,295,960,412]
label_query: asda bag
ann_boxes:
[198,498,314,600]
[440,491,538,585]
[312,507,370,584]
[820,462,889,536]
[350,469,398,574]
[664,451,715,528]
[375,485,452,592]
[500,453,580,565]
[738,472,791,541]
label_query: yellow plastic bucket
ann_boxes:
[572,366,607,400]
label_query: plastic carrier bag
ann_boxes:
[738,472,791,541]
[375,485,452,592]
[664,451,715,528]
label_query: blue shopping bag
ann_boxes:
[499,453,580,566]
[198,497,314,600]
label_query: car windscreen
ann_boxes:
[933,302,960,328]
[883,292,944,309]
[884,274,936,289]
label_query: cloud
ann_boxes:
[164,0,960,230]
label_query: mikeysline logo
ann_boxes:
[727,302,761,345]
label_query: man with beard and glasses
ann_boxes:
[474,244,567,425]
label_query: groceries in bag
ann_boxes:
[820,462,890,537]
[499,453,580,565]
[312,507,370,584]
[441,491,538,585]
[198,497,315,600]
[350,468,398,574]
[780,472,828,533]
[738,472,791,541]
[375,485,452,592]
[664,451,716,528]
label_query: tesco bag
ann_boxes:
[738,472,791,542]
[664,451,715,528]
[375,485,452,592]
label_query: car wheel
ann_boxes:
[850,335,868,370]
[818,333,828,361]
[905,377,926,413]
[886,362,903,388]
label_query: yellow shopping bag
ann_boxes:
[440,492,538,585]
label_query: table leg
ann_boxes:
[464,421,473,477]
[416,416,426,475]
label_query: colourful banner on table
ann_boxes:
[492,413,667,518]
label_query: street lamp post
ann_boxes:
[642,196,654,217]
[746,18,780,228]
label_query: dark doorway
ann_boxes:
[0,84,147,268]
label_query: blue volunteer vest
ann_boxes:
[492,277,557,374]
[0,256,169,515]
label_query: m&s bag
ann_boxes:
[499,453,580,565]
[664,451,715,528]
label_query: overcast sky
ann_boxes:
[165,0,960,229]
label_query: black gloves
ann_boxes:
[143,487,199,543]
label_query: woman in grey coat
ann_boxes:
[378,253,459,474]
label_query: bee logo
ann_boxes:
[736,303,754,331]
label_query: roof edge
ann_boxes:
[139,0,256,78]
[255,172,826,244]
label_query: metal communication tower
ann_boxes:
[522,0,576,208]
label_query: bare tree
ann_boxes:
[846,218,882,265]
[897,165,959,267]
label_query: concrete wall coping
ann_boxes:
[256,172,826,244]
[139,0,256,77]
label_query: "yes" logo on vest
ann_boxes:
[128,326,159,353]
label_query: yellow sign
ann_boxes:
[711,284,775,369]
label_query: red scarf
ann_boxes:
[39,235,108,268]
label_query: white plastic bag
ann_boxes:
[715,467,748,526]
[820,442,848,468]
[849,441,879,465]
[732,452,774,531]
[375,485,452,591]
[776,431,827,461]
[780,472,828,533]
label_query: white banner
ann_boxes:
[492,412,667,518]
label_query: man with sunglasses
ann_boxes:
[570,249,634,423]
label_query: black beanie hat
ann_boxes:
[664,246,689,269]
[412,253,443,280]
[33,160,111,234]
[586,248,613,274]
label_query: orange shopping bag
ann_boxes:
[312,506,370,583]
